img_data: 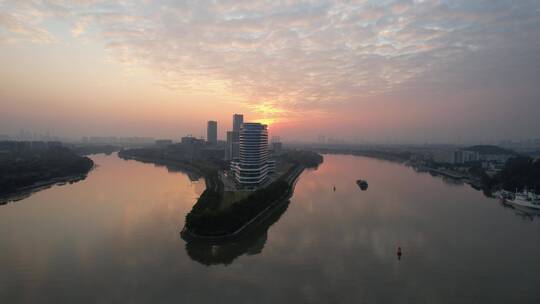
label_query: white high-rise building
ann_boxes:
[231,122,273,187]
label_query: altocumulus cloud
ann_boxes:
[1,0,540,119]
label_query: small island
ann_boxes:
[119,144,323,239]
[0,141,94,204]
[183,150,323,239]
[185,197,292,266]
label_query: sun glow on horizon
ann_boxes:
[253,118,275,127]
[249,102,289,127]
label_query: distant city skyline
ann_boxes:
[1,1,540,142]
[4,127,540,147]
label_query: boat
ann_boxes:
[496,190,514,201]
[356,179,368,190]
[497,190,515,207]
[507,190,540,210]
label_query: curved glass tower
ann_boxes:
[231,122,270,187]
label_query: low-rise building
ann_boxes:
[180,136,205,160]
[155,139,173,147]
[200,147,225,160]
[432,149,480,164]
[271,142,283,155]
[432,149,457,164]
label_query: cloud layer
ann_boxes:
[1,0,540,140]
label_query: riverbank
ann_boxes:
[119,153,203,180]
[311,149,494,195]
[0,147,94,204]
[117,149,225,193]
[0,172,91,205]
[313,148,411,163]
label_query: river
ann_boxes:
[1,153,539,303]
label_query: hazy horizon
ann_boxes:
[1,0,540,143]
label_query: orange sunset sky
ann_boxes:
[1,0,539,143]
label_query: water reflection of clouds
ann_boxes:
[0,154,206,303]
[2,154,540,303]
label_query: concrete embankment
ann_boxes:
[420,167,467,179]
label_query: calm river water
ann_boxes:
[1,153,539,303]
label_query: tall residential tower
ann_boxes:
[231,122,273,188]
[227,114,244,160]
[233,114,244,132]
[207,120,217,144]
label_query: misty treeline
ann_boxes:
[0,146,93,196]
[492,157,540,193]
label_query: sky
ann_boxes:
[1,0,539,143]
